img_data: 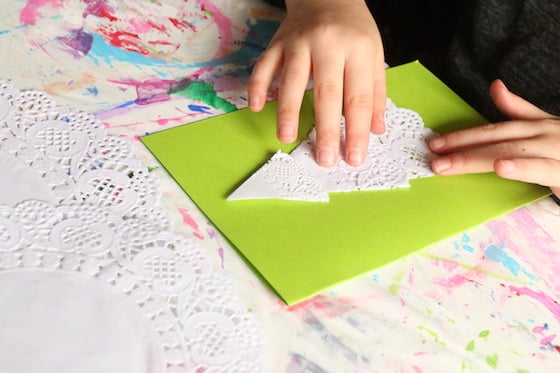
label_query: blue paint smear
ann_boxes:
[289,353,329,373]
[87,86,99,96]
[208,19,279,66]
[485,243,521,275]
[188,104,212,114]
[112,100,136,110]
[0,30,10,35]
[93,99,136,116]
[304,312,358,362]
[454,233,474,252]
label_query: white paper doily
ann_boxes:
[0,79,262,373]
[229,99,438,202]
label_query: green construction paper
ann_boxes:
[142,61,550,305]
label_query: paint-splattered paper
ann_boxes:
[142,61,550,305]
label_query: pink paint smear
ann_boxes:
[487,208,560,298]
[20,0,62,25]
[509,286,560,325]
[177,207,204,240]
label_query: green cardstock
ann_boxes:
[142,61,550,305]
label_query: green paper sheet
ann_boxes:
[142,61,550,305]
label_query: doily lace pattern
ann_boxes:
[229,99,438,202]
[0,80,262,372]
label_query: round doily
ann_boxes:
[0,79,262,372]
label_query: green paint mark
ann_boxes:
[486,354,498,369]
[507,348,522,357]
[517,369,530,373]
[389,283,400,296]
[392,271,404,281]
[465,340,475,351]
[479,330,490,338]
[420,253,519,281]
[425,307,434,316]
[461,361,468,372]
[147,166,159,172]
[418,325,446,347]
[174,81,237,113]
[203,10,213,17]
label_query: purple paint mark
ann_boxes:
[206,228,217,239]
[204,227,224,268]
[217,247,225,269]
[83,0,117,22]
[57,29,93,58]
[107,78,192,105]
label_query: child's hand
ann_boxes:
[429,79,560,197]
[248,0,386,167]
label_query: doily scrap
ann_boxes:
[0,79,262,372]
[229,99,438,202]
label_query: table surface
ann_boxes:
[2,1,560,372]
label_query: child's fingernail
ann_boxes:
[430,137,445,151]
[249,95,260,109]
[278,124,295,142]
[318,147,337,167]
[347,148,364,166]
[433,157,451,174]
[498,159,515,173]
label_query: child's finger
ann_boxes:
[431,137,559,175]
[429,120,545,154]
[248,45,282,112]
[312,49,345,167]
[342,50,375,166]
[495,158,560,189]
[276,47,311,143]
[371,53,386,135]
[490,79,554,121]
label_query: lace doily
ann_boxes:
[228,99,438,202]
[0,80,262,372]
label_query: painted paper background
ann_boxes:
[2,1,560,371]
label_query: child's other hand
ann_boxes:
[248,0,386,167]
[429,79,560,197]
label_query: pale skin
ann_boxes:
[248,0,560,198]
[248,0,386,167]
[430,79,560,197]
